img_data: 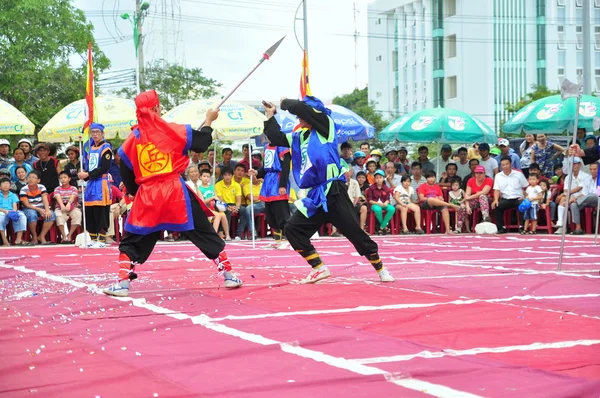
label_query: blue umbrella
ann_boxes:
[274,104,375,143]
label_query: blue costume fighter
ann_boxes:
[262,96,394,283]
[79,123,113,247]
[255,144,291,248]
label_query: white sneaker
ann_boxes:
[223,271,243,288]
[102,280,130,297]
[276,241,291,250]
[378,268,394,282]
[93,241,107,248]
[234,236,241,241]
[554,227,564,235]
[300,266,331,284]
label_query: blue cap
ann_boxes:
[354,151,366,159]
[374,169,385,177]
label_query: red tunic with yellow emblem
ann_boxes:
[118,123,212,235]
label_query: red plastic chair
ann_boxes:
[536,206,554,234]
[367,209,397,234]
[503,208,522,232]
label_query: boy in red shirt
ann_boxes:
[417,170,461,234]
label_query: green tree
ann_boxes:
[504,84,560,113]
[115,60,221,111]
[0,0,110,130]
[332,87,388,133]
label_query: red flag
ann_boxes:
[300,50,312,98]
[82,42,95,142]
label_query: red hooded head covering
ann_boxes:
[133,90,181,153]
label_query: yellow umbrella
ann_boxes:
[39,96,137,143]
[0,98,35,135]
[163,99,266,140]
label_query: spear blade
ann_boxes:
[263,35,286,60]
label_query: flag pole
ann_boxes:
[79,137,88,249]
[557,79,583,270]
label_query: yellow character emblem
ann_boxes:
[136,143,172,177]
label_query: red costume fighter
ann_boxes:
[103,90,242,297]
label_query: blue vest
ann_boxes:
[289,117,345,217]
[83,140,112,205]
[260,146,290,201]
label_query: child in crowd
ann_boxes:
[19,170,55,244]
[54,171,82,243]
[365,159,379,185]
[448,178,466,232]
[0,177,28,246]
[196,168,227,237]
[393,175,424,234]
[522,173,543,234]
[366,170,395,235]
[538,179,556,221]
[14,166,28,194]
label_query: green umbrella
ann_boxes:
[379,107,497,144]
[502,94,600,135]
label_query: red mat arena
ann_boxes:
[1,235,599,397]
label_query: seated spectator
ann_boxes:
[63,146,81,187]
[352,151,367,177]
[9,148,33,182]
[0,168,17,193]
[492,157,528,234]
[215,147,237,181]
[19,170,56,244]
[356,171,369,193]
[568,161,598,235]
[396,146,411,175]
[555,157,590,232]
[417,170,460,234]
[0,177,28,246]
[236,174,264,240]
[457,166,493,230]
[54,171,82,243]
[365,159,379,184]
[394,175,424,234]
[410,162,427,202]
[214,166,241,241]
[430,144,455,175]
[232,163,250,238]
[335,167,366,234]
[461,158,480,191]
[538,180,556,221]
[366,170,395,235]
[193,168,227,236]
[13,165,28,195]
[439,163,461,188]
[33,142,61,194]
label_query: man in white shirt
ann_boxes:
[492,157,528,233]
[384,161,402,205]
[410,161,426,202]
[430,144,456,176]
[477,143,499,178]
[455,147,471,179]
[565,160,596,234]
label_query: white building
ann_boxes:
[368,0,600,133]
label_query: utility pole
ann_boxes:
[303,0,308,55]
[582,0,592,94]
[353,2,359,89]
[136,0,145,93]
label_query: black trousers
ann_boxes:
[85,205,110,234]
[285,181,378,256]
[495,198,524,230]
[265,200,290,232]
[119,192,225,265]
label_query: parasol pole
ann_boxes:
[248,134,256,249]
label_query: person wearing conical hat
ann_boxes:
[262,96,393,284]
[102,90,242,297]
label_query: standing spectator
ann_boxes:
[430,144,455,176]
[33,142,61,194]
[188,150,201,169]
[216,147,238,181]
[360,142,371,158]
[519,134,536,178]
[79,123,113,247]
[108,150,122,187]
[0,177,28,246]
[14,166,28,195]
[461,158,480,190]
[9,148,33,182]
[496,139,521,170]
[384,147,398,165]
[568,162,598,235]
[455,147,471,178]
[63,146,81,187]
[351,151,366,177]
[339,167,367,234]
[19,170,56,244]
[394,175,424,234]
[366,170,395,235]
[18,138,38,166]
[384,161,402,204]
[521,173,543,234]
[417,170,460,234]
[417,146,434,174]
[396,146,411,175]
[477,143,499,178]
[576,128,587,147]
[531,133,565,178]
[251,150,263,169]
[365,159,379,184]
[340,142,354,164]
[468,143,481,160]
[54,171,82,243]
[492,157,529,234]
[238,144,262,172]
[409,162,426,202]
[0,139,13,169]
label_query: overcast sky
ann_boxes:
[76,0,373,103]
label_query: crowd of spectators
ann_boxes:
[0,129,599,247]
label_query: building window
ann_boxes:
[446,34,457,58]
[446,76,457,99]
[445,0,456,17]
[577,51,583,67]
[558,25,566,49]
[393,87,399,110]
[576,8,583,25]
[558,68,565,87]
[576,26,583,49]
[558,50,566,67]
[595,69,600,91]
[392,50,398,71]
[412,9,417,26]
[595,26,600,50]
[576,0,582,6]
[557,6,566,25]
[557,0,566,6]
[576,67,583,77]
[376,55,382,61]
[376,92,382,98]
[596,51,600,66]
[537,25,546,60]
[375,18,381,25]
[596,0,600,7]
